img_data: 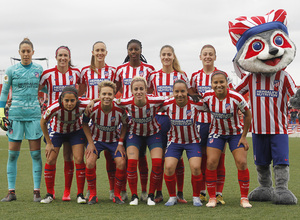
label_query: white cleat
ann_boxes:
[206,198,217,208]
[165,197,177,206]
[129,194,139,205]
[240,198,252,208]
[77,193,87,204]
[109,190,114,200]
[147,194,155,206]
[193,196,203,207]
[40,194,54,204]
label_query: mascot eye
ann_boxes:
[252,41,263,52]
[274,36,283,46]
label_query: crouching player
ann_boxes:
[83,81,127,205]
[40,86,89,204]
[160,79,207,207]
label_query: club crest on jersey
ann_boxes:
[35,72,40,78]
[104,71,109,77]
[274,80,280,87]
[69,76,74,82]
[146,108,151,115]
[173,76,178,81]
[111,117,116,122]
[139,71,144,77]
[225,103,231,110]
[186,110,192,117]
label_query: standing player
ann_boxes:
[160,80,206,207]
[189,45,232,204]
[114,39,155,201]
[116,77,165,206]
[39,46,82,201]
[80,41,117,200]
[148,45,190,203]
[40,86,89,204]
[203,71,252,208]
[83,81,127,205]
[0,38,43,202]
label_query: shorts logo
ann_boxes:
[274,80,280,87]
[186,110,192,117]
[225,103,231,110]
[139,71,144,77]
[111,117,116,122]
[35,72,40,78]
[69,76,74,82]
[209,138,213,144]
[9,128,13,134]
[129,134,133,139]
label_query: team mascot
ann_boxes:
[228,9,298,205]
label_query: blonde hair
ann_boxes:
[98,80,116,94]
[90,41,106,73]
[130,76,147,91]
[160,45,184,73]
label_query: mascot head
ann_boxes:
[229,9,296,76]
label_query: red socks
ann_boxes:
[216,153,226,194]
[138,155,148,192]
[176,158,184,192]
[75,163,86,195]
[238,169,250,198]
[127,159,138,195]
[199,153,207,192]
[164,173,176,197]
[64,161,74,192]
[86,167,96,197]
[149,158,163,194]
[114,168,126,197]
[156,159,165,192]
[44,163,56,195]
[192,174,203,197]
[104,150,116,191]
[206,169,217,199]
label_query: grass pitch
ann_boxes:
[0,137,299,220]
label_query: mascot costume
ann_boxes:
[228,9,298,205]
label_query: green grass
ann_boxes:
[0,137,299,220]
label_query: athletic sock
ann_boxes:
[104,150,116,191]
[216,153,225,194]
[114,168,126,197]
[75,163,86,195]
[86,167,96,197]
[44,163,56,195]
[64,160,74,193]
[127,159,138,196]
[138,155,148,192]
[164,173,176,197]
[149,158,163,194]
[30,150,42,190]
[156,159,165,192]
[206,169,217,199]
[238,168,250,198]
[199,153,207,193]
[192,174,203,197]
[176,158,184,192]
[7,150,20,190]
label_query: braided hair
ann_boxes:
[123,39,148,63]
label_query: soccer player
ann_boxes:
[160,79,206,207]
[114,39,155,202]
[40,86,90,204]
[39,46,82,201]
[0,38,43,202]
[148,45,190,203]
[82,81,127,205]
[116,76,165,206]
[189,45,232,204]
[203,71,252,208]
[80,41,117,200]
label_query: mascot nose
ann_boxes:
[269,47,279,56]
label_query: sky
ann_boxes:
[1,0,300,85]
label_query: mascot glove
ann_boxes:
[0,108,9,131]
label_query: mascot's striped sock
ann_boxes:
[114,168,126,198]
[75,163,86,195]
[30,150,42,190]
[192,174,203,197]
[44,163,56,195]
[64,161,74,193]
[7,150,20,190]
[104,150,116,191]
[164,173,176,197]
[138,155,148,192]
[216,153,226,194]
[86,167,96,198]
[149,158,162,194]
[238,169,250,198]
[199,153,207,193]
[206,169,217,199]
[176,158,185,192]
[127,159,138,195]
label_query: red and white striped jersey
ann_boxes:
[114,62,155,98]
[203,89,249,135]
[148,69,190,96]
[235,70,297,134]
[190,68,234,123]
[43,98,90,134]
[116,95,165,136]
[40,66,81,105]
[160,97,206,144]
[80,65,116,100]
[84,101,127,142]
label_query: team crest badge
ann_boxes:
[111,117,116,122]
[69,76,74,81]
[225,103,231,110]
[128,134,133,139]
[209,138,214,144]
[35,72,39,78]
[104,71,109,77]
[139,71,144,77]
[173,76,178,81]
[146,108,150,115]
[3,75,8,83]
[274,80,280,87]
[186,110,192,117]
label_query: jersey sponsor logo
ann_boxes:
[131,116,153,124]
[139,71,144,77]
[274,80,280,87]
[95,124,118,132]
[197,86,211,94]
[17,81,39,88]
[123,78,132,85]
[225,103,231,110]
[35,72,40,78]
[89,78,106,86]
[211,112,233,119]
[170,119,193,126]
[256,90,279,98]
[186,110,192,117]
[53,84,75,92]
[157,85,173,93]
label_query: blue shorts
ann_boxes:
[155,115,171,148]
[47,128,86,148]
[252,134,289,166]
[196,122,210,148]
[126,132,163,151]
[165,142,202,160]
[207,133,244,152]
[91,141,122,159]
[7,119,43,141]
